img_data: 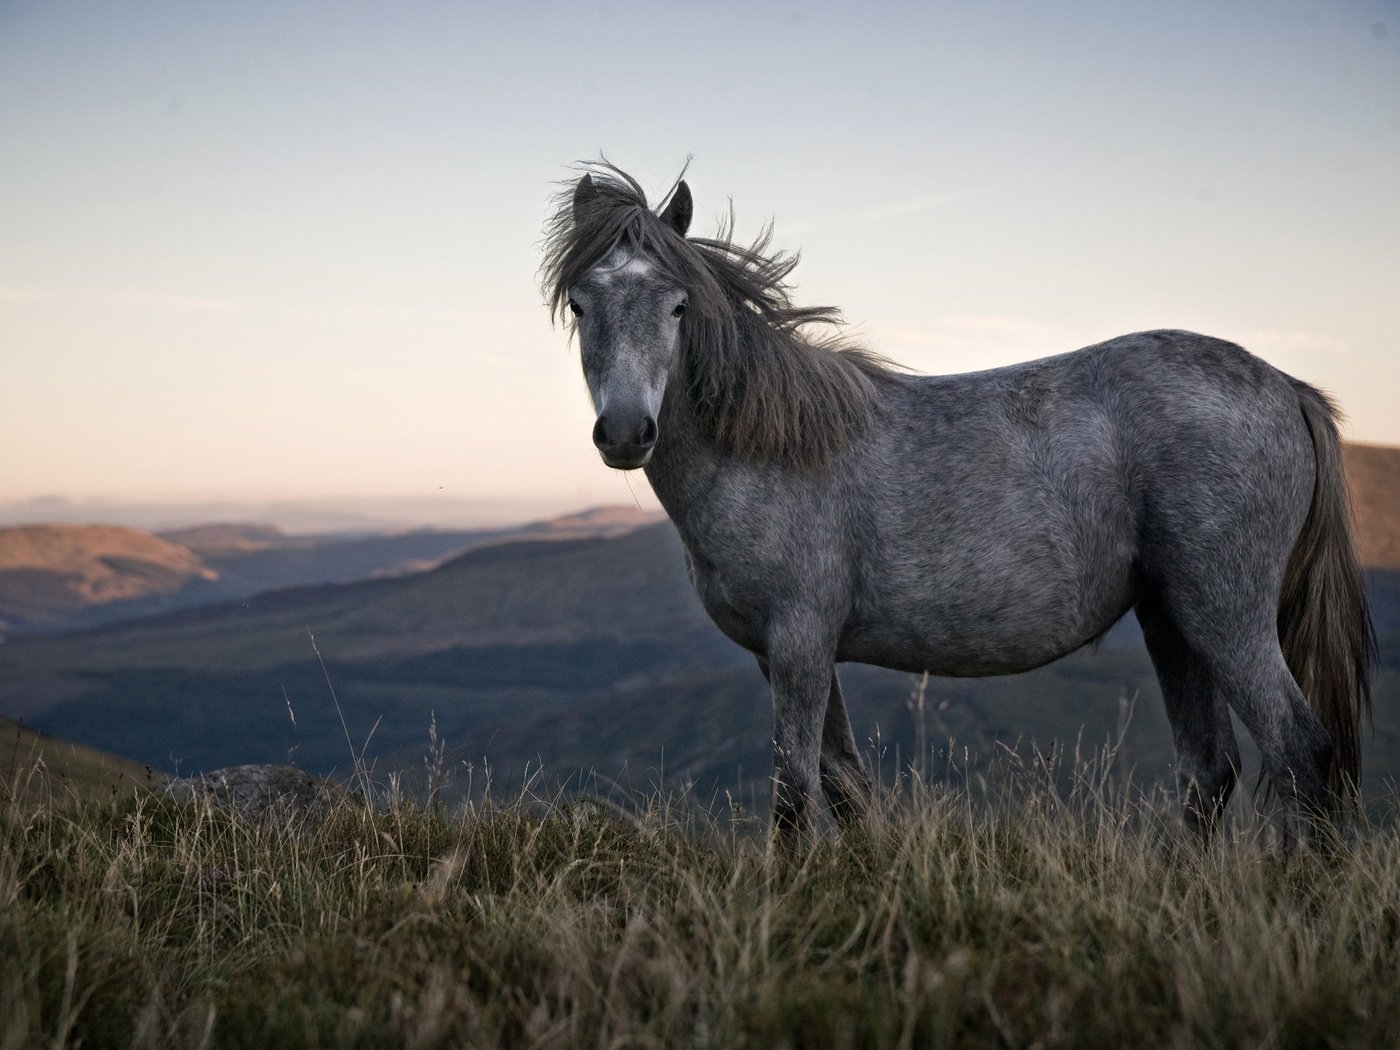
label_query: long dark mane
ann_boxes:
[540,163,895,468]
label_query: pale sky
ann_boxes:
[2,1,1397,525]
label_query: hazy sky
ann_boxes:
[2,1,1397,523]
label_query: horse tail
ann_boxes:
[1277,382,1376,798]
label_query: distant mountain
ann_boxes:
[0,495,576,533]
[516,505,668,539]
[189,506,664,596]
[157,508,663,558]
[0,506,662,636]
[0,524,217,633]
[158,523,291,555]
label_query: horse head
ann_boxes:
[566,175,693,470]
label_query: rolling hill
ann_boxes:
[0,526,717,784]
[1,447,1396,803]
[0,506,661,636]
[1,532,1396,803]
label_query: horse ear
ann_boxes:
[572,174,597,221]
[660,180,692,237]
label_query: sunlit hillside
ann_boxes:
[1344,443,1400,571]
[0,525,215,632]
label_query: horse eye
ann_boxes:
[672,302,687,318]
[568,299,583,317]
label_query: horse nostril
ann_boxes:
[594,412,655,453]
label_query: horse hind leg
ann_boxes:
[1137,600,1242,842]
[1144,589,1333,839]
[818,671,874,828]
[1219,640,1334,839]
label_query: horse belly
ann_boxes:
[840,534,1136,677]
[841,594,1129,676]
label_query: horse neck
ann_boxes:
[642,378,721,526]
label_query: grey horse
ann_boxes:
[541,164,1374,842]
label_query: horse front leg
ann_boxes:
[820,671,873,829]
[761,634,834,845]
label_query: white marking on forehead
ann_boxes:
[590,246,653,280]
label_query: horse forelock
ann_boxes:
[541,162,896,468]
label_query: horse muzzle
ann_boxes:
[593,412,657,470]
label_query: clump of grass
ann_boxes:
[4,758,1400,1049]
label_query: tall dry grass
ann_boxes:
[4,751,1400,1049]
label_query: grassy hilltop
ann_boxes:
[1,715,163,808]
[5,756,1400,1049]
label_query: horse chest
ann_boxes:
[682,547,768,653]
